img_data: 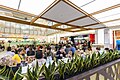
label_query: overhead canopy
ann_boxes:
[0,0,120,35]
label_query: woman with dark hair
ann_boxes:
[26,47,35,63]
[27,47,35,56]
[56,47,66,59]
[6,47,15,56]
[32,50,46,67]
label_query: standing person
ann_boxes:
[6,47,15,57]
[55,44,59,51]
[70,44,76,56]
[88,40,92,50]
[82,42,87,52]
[56,47,66,59]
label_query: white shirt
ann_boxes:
[32,58,46,67]
[26,48,29,53]
[6,51,15,56]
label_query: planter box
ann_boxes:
[38,59,120,80]
[66,59,120,80]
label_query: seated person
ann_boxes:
[20,49,26,60]
[12,50,22,67]
[32,51,46,67]
[26,47,35,63]
[56,47,66,59]
[36,49,43,59]
[27,47,35,56]
[66,51,72,60]
[6,47,15,57]
[104,48,109,53]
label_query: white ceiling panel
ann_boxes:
[93,7,120,22]
[0,0,19,9]
[80,0,120,14]
[69,17,97,26]
[70,0,95,7]
[104,20,120,27]
[19,0,55,15]
[85,24,105,28]
[42,1,85,23]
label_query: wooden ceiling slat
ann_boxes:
[40,17,87,30]
[91,3,120,15]
[0,15,72,32]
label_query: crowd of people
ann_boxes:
[5,44,76,67]
[4,42,113,70]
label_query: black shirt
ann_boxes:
[27,51,35,56]
[56,50,66,59]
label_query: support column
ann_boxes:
[104,28,113,49]
[95,29,104,44]
[95,28,113,49]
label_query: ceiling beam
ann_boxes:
[40,17,87,30]
[46,31,62,36]
[0,15,72,32]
